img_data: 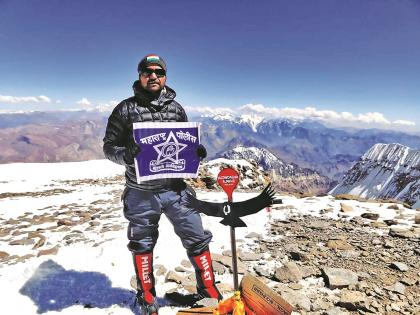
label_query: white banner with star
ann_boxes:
[132,122,201,182]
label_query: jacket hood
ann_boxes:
[132,80,176,108]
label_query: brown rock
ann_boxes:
[322,267,358,289]
[389,228,418,239]
[338,290,368,311]
[361,213,380,220]
[9,238,35,246]
[211,253,247,274]
[37,245,59,257]
[415,214,420,224]
[340,203,353,213]
[0,251,10,259]
[327,239,354,250]
[274,261,303,282]
[165,270,183,284]
[387,204,399,210]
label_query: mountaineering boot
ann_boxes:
[133,252,159,314]
[189,248,223,300]
[136,293,159,315]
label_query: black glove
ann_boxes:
[123,142,141,165]
[196,144,207,160]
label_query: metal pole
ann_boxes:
[230,226,239,291]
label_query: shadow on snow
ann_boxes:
[19,259,155,314]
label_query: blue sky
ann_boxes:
[1,0,420,131]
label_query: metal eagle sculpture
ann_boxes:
[186,184,279,227]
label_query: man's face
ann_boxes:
[139,65,166,94]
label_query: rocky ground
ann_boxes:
[0,170,419,314]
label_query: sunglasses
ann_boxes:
[140,68,166,78]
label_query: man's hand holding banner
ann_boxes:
[132,122,201,183]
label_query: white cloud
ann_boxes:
[0,94,52,104]
[393,119,416,126]
[184,105,234,116]
[76,98,91,106]
[93,100,118,112]
[187,103,416,131]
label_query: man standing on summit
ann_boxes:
[103,54,222,314]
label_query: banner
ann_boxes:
[132,122,201,182]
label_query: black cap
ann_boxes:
[137,54,167,73]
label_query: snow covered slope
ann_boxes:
[221,145,334,194]
[330,143,420,208]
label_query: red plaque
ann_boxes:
[217,168,240,201]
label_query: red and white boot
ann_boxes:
[189,248,223,300]
[133,252,159,315]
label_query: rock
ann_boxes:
[57,219,75,226]
[400,277,417,286]
[301,265,321,278]
[212,261,226,274]
[384,219,399,226]
[387,204,400,210]
[327,239,354,250]
[340,203,353,213]
[239,252,263,261]
[389,228,417,239]
[175,266,188,272]
[415,214,420,224]
[165,270,183,284]
[322,267,358,289]
[245,232,262,239]
[37,245,59,257]
[390,261,409,272]
[384,240,394,248]
[16,254,35,263]
[325,307,350,315]
[307,220,330,230]
[274,262,303,282]
[0,251,10,259]
[337,250,360,258]
[222,250,232,257]
[9,238,35,246]
[216,282,233,294]
[211,253,247,274]
[32,235,46,249]
[155,264,167,276]
[311,299,333,311]
[338,290,368,311]
[289,250,310,261]
[385,282,406,295]
[288,283,302,290]
[254,265,272,278]
[180,259,192,268]
[130,275,138,290]
[371,221,388,228]
[195,297,219,308]
[361,213,379,220]
[281,291,311,311]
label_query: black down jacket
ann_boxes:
[103,81,188,191]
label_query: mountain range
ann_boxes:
[1,110,420,184]
[330,143,420,208]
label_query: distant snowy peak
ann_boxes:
[218,145,334,194]
[362,143,420,168]
[331,143,420,207]
[207,113,264,132]
[222,145,284,170]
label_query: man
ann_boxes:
[103,54,222,315]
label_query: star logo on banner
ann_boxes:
[153,131,187,164]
